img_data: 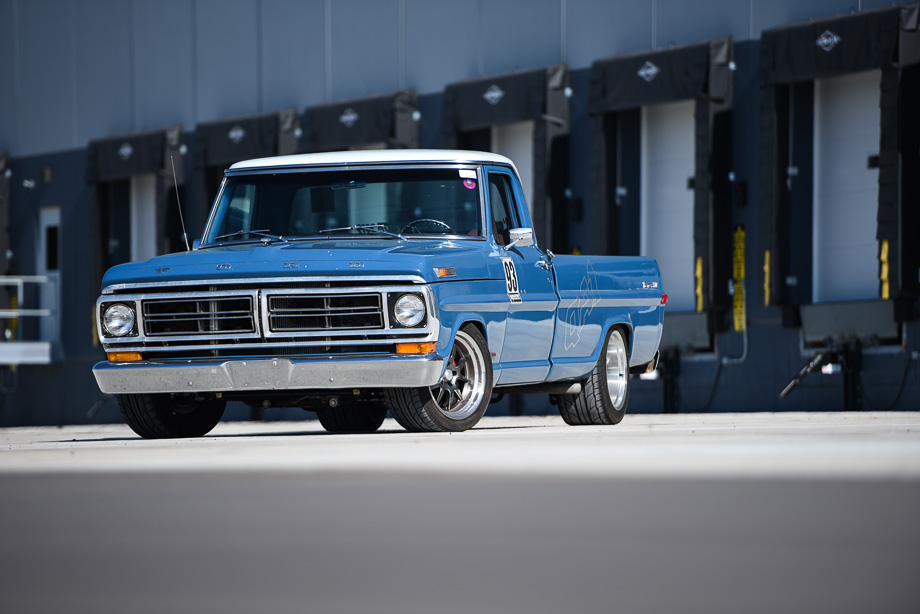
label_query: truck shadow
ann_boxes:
[56,423,531,443]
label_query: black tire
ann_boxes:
[117,393,226,439]
[558,327,630,426]
[318,403,387,433]
[384,324,492,432]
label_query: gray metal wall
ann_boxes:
[0,0,900,158]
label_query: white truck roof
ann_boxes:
[229,149,517,173]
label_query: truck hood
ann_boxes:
[101,239,494,288]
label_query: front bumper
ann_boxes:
[94,354,446,395]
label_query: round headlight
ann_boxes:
[394,294,425,327]
[103,303,136,337]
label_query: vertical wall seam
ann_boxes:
[325,0,332,101]
[71,0,78,148]
[560,0,567,64]
[12,0,21,153]
[399,0,406,90]
[750,0,754,41]
[191,0,198,125]
[129,0,137,130]
[256,0,263,112]
[478,0,484,76]
[651,0,657,50]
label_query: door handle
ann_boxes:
[535,260,550,270]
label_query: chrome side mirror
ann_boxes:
[503,228,534,250]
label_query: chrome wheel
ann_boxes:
[384,324,492,432]
[605,329,629,411]
[428,329,488,421]
[556,327,630,426]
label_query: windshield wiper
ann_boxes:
[317,225,405,240]
[213,229,288,243]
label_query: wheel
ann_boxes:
[558,327,630,425]
[384,324,492,432]
[400,218,453,234]
[117,393,226,439]
[318,402,387,433]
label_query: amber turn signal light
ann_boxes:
[107,352,142,362]
[396,342,437,354]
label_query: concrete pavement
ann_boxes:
[1,412,919,614]
[1,412,919,479]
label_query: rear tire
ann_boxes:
[318,403,387,433]
[384,324,492,432]
[558,327,630,425]
[117,393,226,439]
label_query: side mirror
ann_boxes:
[504,228,534,250]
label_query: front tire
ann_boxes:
[384,324,492,432]
[117,393,226,439]
[558,327,630,425]
[318,402,387,433]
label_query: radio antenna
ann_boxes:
[170,156,191,251]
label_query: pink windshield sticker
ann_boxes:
[463,179,476,190]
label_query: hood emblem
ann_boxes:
[816,30,841,52]
[638,61,660,83]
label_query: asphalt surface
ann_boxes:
[2,413,919,614]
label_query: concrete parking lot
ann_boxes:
[2,412,919,614]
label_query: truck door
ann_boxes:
[485,166,557,384]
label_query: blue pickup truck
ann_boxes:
[94,150,665,437]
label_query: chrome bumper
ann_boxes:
[93,355,446,395]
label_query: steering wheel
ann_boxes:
[400,218,454,234]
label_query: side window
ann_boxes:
[488,173,519,246]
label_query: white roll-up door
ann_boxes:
[813,69,881,303]
[641,99,696,312]
[37,206,61,345]
[491,120,534,214]
[130,173,158,262]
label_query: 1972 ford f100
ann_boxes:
[94,150,666,437]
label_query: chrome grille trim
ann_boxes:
[97,282,438,354]
[267,293,384,332]
[143,296,256,336]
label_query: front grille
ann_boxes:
[143,297,255,335]
[268,294,384,332]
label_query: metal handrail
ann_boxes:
[0,275,57,335]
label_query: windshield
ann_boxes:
[203,167,483,245]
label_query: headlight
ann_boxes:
[393,294,425,327]
[103,303,136,337]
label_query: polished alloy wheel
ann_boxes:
[605,330,629,410]
[428,329,488,420]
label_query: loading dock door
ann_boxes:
[641,100,695,312]
[491,121,535,215]
[130,174,158,263]
[813,70,881,303]
[37,206,60,345]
